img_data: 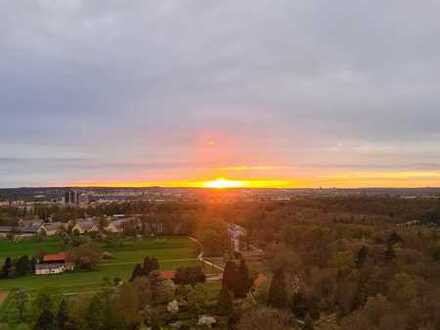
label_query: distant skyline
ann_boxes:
[1,1,440,188]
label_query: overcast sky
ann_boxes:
[1,0,440,188]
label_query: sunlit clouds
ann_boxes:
[1,1,440,188]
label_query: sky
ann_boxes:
[1,0,440,188]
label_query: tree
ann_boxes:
[130,264,144,282]
[34,309,55,330]
[143,257,159,276]
[85,295,105,330]
[355,246,368,268]
[32,289,59,320]
[56,299,69,330]
[268,268,288,309]
[217,287,234,315]
[236,258,251,298]
[132,277,153,309]
[186,284,209,314]
[236,307,291,330]
[10,288,29,322]
[223,261,238,295]
[198,221,229,257]
[15,255,31,276]
[149,270,176,305]
[68,243,102,270]
[114,283,142,328]
[173,266,206,286]
[2,257,12,278]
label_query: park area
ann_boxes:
[0,236,200,295]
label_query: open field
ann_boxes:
[0,238,61,263]
[0,236,199,294]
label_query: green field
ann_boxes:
[0,236,199,294]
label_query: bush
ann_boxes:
[173,266,206,286]
[68,243,102,270]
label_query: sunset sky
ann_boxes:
[1,1,440,188]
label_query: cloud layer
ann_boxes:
[1,0,440,187]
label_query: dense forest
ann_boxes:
[2,196,440,329]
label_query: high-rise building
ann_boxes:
[64,190,80,206]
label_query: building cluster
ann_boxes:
[0,214,166,239]
[64,190,81,206]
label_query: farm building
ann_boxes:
[38,222,65,236]
[72,220,99,234]
[35,252,74,275]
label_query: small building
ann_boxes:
[38,222,64,236]
[0,226,14,238]
[35,252,74,275]
[0,221,44,239]
[105,219,127,233]
[227,224,247,252]
[72,220,98,234]
[106,217,141,234]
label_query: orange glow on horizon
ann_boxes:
[69,170,440,189]
[71,177,293,189]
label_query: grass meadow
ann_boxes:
[0,236,199,294]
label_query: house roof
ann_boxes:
[75,220,96,231]
[161,271,176,280]
[111,219,133,229]
[0,226,13,233]
[43,252,67,263]
[0,225,41,234]
[42,222,62,232]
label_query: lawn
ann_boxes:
[0,236,199,294]
[0,238,61,264]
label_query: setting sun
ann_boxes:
[202,178,245,189]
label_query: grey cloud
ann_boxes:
[1,0,440,186]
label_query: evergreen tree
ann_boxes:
[15,255,30,276]
[236,258,251,298]
[217,287,234,315]
[222,261,238,295]
[143,257,153,276]
[31,256,38,272]
[34,309,55,330]
[268,267,288,309]
[143,257,160,276]
[2,257,12,278]
[355,246,368,268]
[130,263,144,282]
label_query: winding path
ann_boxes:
[188,236,224,280]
